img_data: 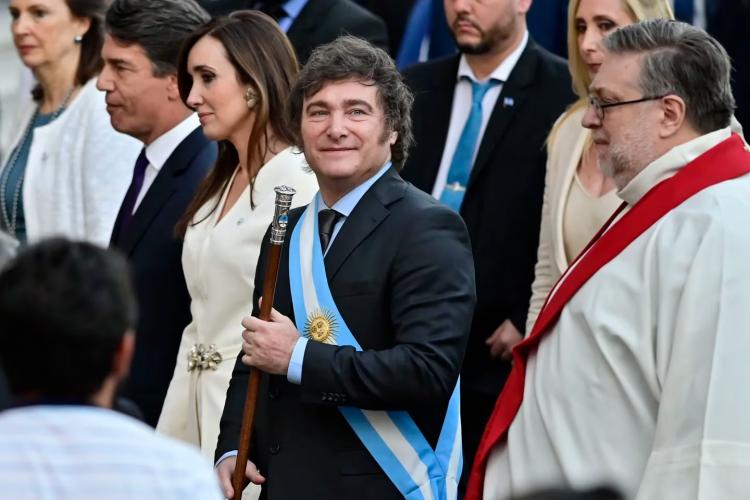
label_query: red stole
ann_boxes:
[466,134,750,500]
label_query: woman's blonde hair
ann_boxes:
[549,0,674,144]
[568,0,674,102]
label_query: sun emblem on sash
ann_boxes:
[305,309,338,344]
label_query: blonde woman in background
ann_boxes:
[526,0,674,331]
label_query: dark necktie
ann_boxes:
[117,149,149,231]
[318,209,341,252]
[256,1,287,21]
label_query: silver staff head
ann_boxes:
[270,185,296,245]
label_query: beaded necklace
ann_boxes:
[0,86,75,237]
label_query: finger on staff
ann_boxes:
[241,327,255,365]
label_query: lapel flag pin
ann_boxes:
[503,97,515,108]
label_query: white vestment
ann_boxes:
[484,127,750,499]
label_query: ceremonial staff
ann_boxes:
[232,185,296,500]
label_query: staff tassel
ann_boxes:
[232,185,296,500]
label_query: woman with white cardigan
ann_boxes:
[1,0,140,245]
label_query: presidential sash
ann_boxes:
[288,193,462,500]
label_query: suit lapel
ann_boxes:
[323,168,407,280]
[467,40,540,189]
[414,57,460,191]
[116,127,207,255]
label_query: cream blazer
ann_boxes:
[526,107,589,333]
[156,147,318,459]
[1,78,141,245]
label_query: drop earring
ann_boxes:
[245,88,257,109]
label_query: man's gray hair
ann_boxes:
[287,36,414,169]
[105,0,210,77]
[604,19,735,134]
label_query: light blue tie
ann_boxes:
[440,78,501,211]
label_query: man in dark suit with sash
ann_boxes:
[399,0,575,484]
[215,36,476,499]
[97,0,216,426]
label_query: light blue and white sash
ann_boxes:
[288,194,462,500]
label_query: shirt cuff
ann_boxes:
[215,450,238,469]
[286,337,308,385]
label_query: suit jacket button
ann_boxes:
[269,443,280,455]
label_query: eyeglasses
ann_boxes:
[587,94,666,121]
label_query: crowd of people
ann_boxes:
[0,0,749,499]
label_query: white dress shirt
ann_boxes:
[133,113,201,212]
[431,30,528,198]
[0,405,223,499]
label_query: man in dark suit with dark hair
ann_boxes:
[214,36,476,500]
[199,0,389,63]
[400,0,575,488]
[96,0,217,426]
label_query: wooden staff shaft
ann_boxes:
[231,184,294,500]
[231,243,283,500]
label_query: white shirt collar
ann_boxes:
[457,30,529,83]
[319,162,392,217]
[618,127,732,205]
[144,113,201,170]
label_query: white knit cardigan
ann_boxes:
[1,78,141,245]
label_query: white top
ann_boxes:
[0,405,222,499]
[1,78,141,246]
[486,127,750,500]
[157,147,318,458]
[134,113,201,211]
[562,171,620,263]
[431,31,529,198]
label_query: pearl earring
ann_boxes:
[245,87,257,109]
[74,34,83,44]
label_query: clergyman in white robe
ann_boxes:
[482,127,750,499]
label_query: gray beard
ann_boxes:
[598,129,657,190]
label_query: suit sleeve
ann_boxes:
[299,204,476,410]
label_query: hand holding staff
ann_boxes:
[232,185,296,500]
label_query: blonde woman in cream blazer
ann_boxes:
[525,0,678,332]
[157,148,316,458]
